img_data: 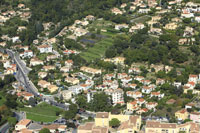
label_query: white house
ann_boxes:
[70,84,91,94]
[142,86,153,94]
[134,76,144,82]
[146,102,158,110]
[186,81,196,89]
[121,77,132,84]
[85,15,95,21]
[126,91,142,99]
[0,15,9,23]
[60,66,70,73]
[20,50,33,58]
[74,28,88,37]
[30,58,44,66]
[60,90,72,100]
[150,91,164,98]
[117,73,128,79]
[149,27,162,35]
[183,26,194,37]
[127,83,137,89]
[129,23,145,33]
[3,60,11,68]
[188,74,198,83]
[111,8,123,15]
[137,98,146,106]
[96,85,108,90]
[65,60,73,68]
[104,73,115,80]
[11,36,20,43]
[141,80,151,85]
[115,24,129,30]
[138,9,150,13]
[195,16,200,23]
[181,10,194,18]
[174,82,182,88]
[128,67,141,74]
[37,44,52,53]
[156,78,165,85]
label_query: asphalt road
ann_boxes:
[0,111,26,133]
[0,123,9,133]
[6,49,69,110]
[4,48,96,121]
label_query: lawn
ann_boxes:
[80,33,115,62]
[146,72,156,79]
[88,19,114,30]
[19,102,63,122]
[131,15,151,23]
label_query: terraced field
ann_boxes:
[80,37,114,62]
[80,30,119,61]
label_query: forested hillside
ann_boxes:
[8,0,130,44]
[29,0,129,23]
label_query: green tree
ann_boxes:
[76,95,87,109]
[169,116,177,123]
[28,97,37,107]
[109,118,120,128]
[39,128,51,133]
[167,107,172,112]
[7,117,17,126]
[91,33,96,39]
[190,45,200,55]
[5,94,18,109]
[4,74,16,85]
[105,47,117,58]
[97,28,101,34]
[64,104,78,120]
[70,55,86,66]
[148,50,160,64]
[183,18,191,24]
[96,60,116,71]
[89,92,112,112]
[35,21,44,34]
[156,71,166,78]
[160,83,172,91]
[195,84,200,90]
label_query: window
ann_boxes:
[161,129,168,133]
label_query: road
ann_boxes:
[4,48,95,120]
[0,123,9,133]
[5,49,69,110]
[14,111,26,121]
[79,111,96,118]
[0,111,26,133]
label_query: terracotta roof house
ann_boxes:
[166,99,176,105]
[15,119,32,131]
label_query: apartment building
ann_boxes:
[145,121,200,133]
[104,88,124,104]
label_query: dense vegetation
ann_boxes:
[0,75,17,126]
[29,0,129,23]
[105,28,188,65]
[16,0,129,44]
[1,0,197,67]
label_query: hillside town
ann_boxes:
[1,0,200,133]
